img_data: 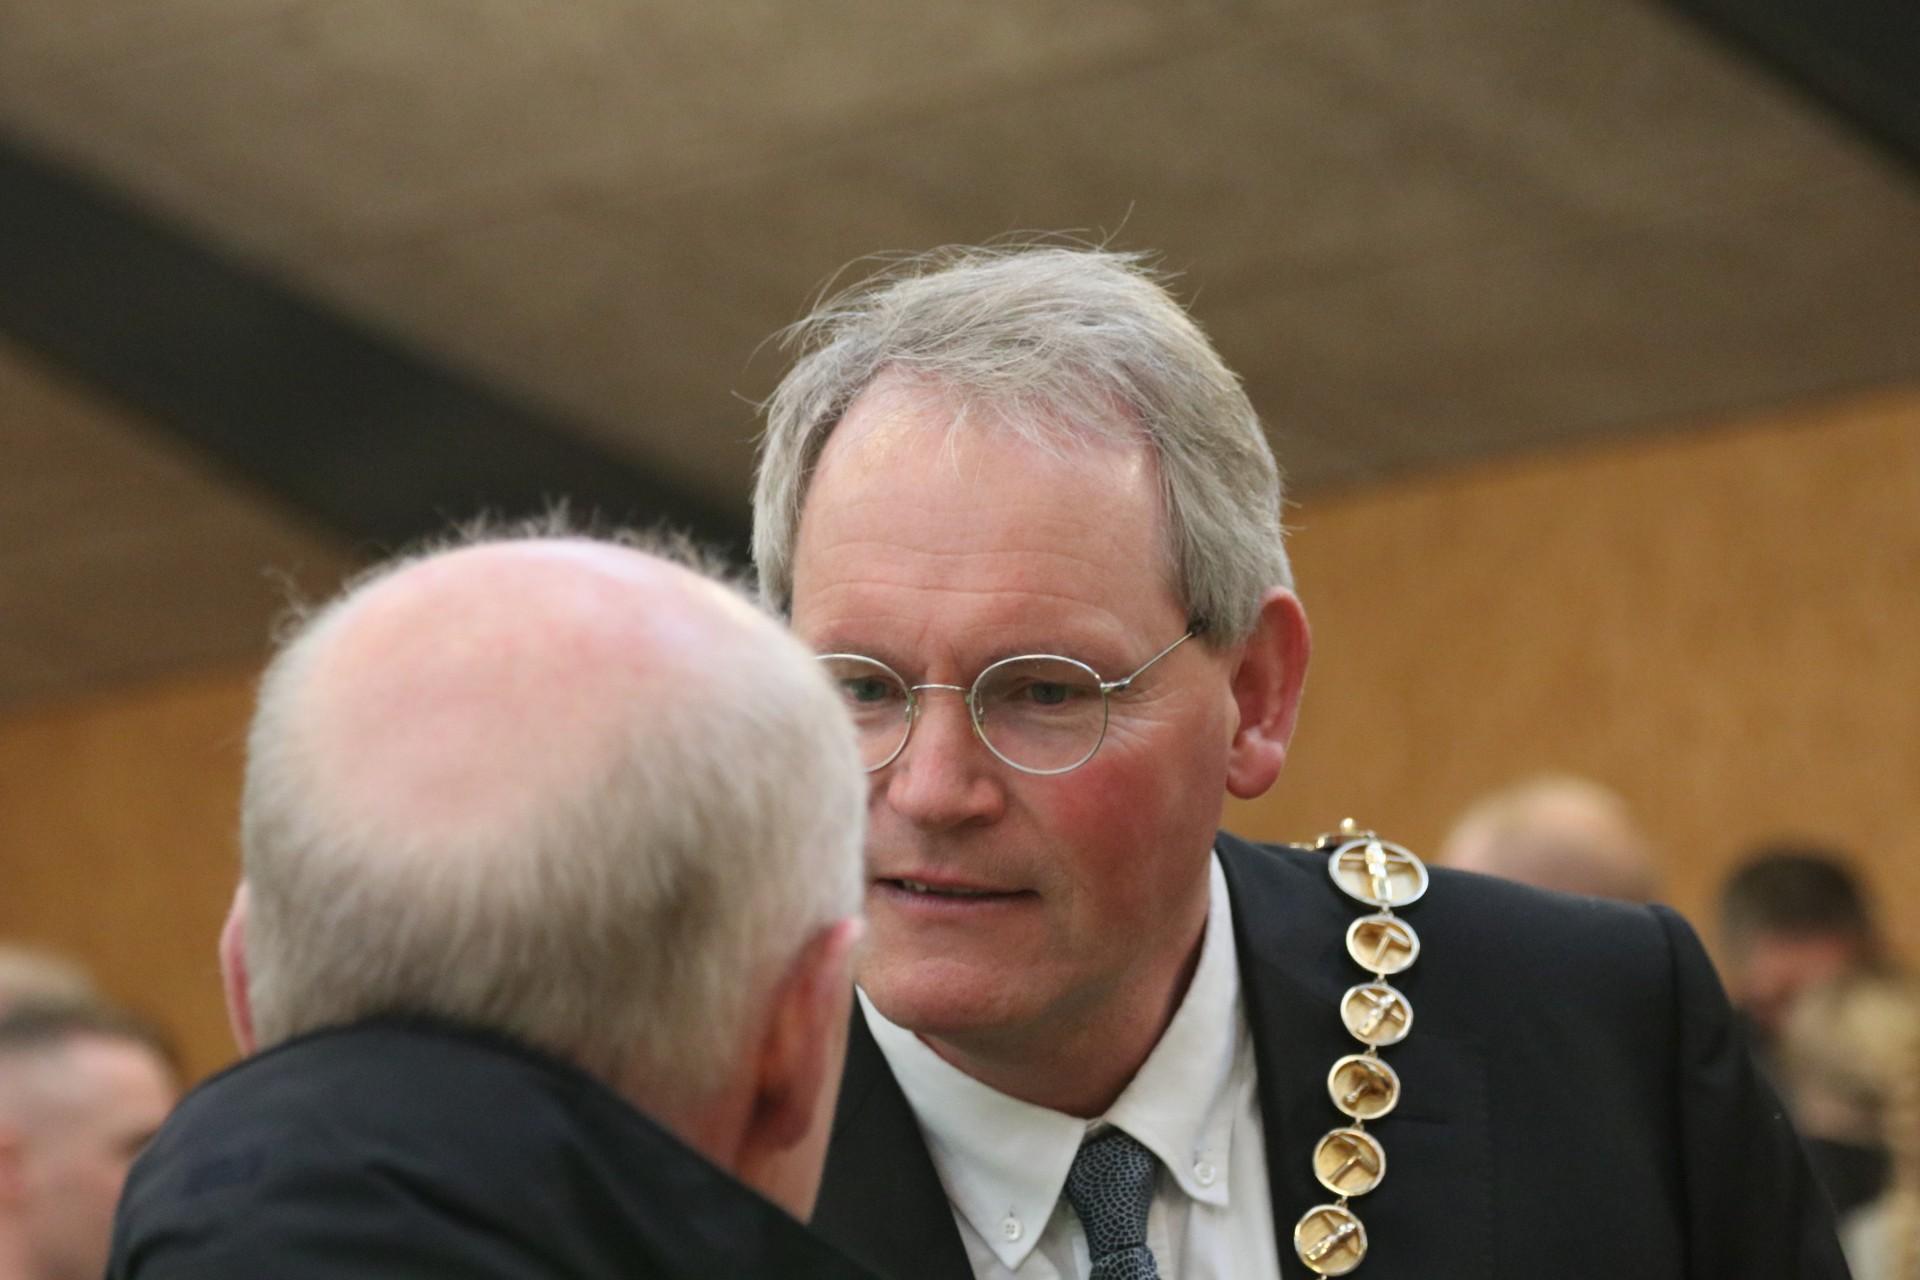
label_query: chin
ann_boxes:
[859,955,1034,1040]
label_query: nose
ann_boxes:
[882,686,1006,830]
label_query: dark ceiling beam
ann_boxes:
[0,134,748,558]
[1661,0,1920,172]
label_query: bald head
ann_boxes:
[1439,775,1660,903]
[235,531,866,1111]
[281,539,781,852]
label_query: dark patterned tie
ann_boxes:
[1065,1128,1161,1280]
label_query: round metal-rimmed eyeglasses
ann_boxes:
[817,631,1196,776]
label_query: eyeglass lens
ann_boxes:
[818,655,1112,774]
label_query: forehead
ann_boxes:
[791,379,1183,652]
[2,1033,174,1134]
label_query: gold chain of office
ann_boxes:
[1291,819,1431,1277]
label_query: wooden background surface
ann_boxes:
[4,387,1916,1081]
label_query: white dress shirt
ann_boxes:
[861,852,1282,1280]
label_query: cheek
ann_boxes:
[1030,733,1226,875]
[1069,710,1232,827]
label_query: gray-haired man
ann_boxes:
[110,531,877,1278]
[755,245,1845,1279]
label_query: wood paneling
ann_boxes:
[0,337,353,713]
[2,387,1915,1078]
[1232,387,1920,962]
[0,670,254,1080]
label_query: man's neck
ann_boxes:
[919,914,1209,1118]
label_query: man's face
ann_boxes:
[788,380,1238,1056]
[1730,931,1869,1041]
[12,1035,177,1280]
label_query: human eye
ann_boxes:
[1015,678,1080,707]
[840,675,900,705]
[980,659,1099,714]
[818,657,906,714]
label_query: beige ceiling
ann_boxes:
[0,0,1916,710]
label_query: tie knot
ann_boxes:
[1065,1129,1160,1278]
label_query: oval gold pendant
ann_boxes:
[1345,913,1419,976]
[1312,1126,1387,1197]
[1295,1202,1368,1275]
[1341,982,1413,1047]
[1328,1053,1401,1120]
[1328,837,1429,908]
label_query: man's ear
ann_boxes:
[1224,588,1311,801]
[732,916,862,1220]
[219,884,258,1056]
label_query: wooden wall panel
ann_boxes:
[1231,387,1920,962]
[2,387,1915,1079]
[0,671,255,1080]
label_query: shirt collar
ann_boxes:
[862,850,1246,1270]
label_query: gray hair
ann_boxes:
[753,245,1292,641]
[238,521,865,1103]
[0,999,177,1078]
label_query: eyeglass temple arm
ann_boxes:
[1100,628,1198,694]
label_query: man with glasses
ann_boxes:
[753,245,1844,1278]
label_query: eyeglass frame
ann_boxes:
[817,628,1199,777]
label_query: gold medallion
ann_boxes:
[1345,913,1419,976]
[1340,982,1413,1047]
[1312,1126,1387,1197]
[1328,1052,1400,1120]
[1294,1203,1368,1275]
[1305,821,1428,1275]
[1327,837,1428,909]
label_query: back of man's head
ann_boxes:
[226,530,866,1209]
[1718,843,1881,1041]
[0,1001,178,1280]
[1438,775,1660,902]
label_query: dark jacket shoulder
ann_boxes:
[1215,830,1846,1280]
[110,1019,875,1280]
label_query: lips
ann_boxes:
[873,874,1029,902]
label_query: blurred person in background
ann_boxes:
[0,947,98,1015]
[0,1001,178,1280]
[1781,972,1920,1278]
[1719,844,1884,1063]
[109,530,875,1278]
[1437,774,1660,902]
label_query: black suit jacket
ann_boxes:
[813,833,1847,1278]
[111,1020,876,1279]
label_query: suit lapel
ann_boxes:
[812,1008,973,1280]
[1220,833,1492,1279]
[817,836,1494,1279]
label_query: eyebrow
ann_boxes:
[825,640,1128,677]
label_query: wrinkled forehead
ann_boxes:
[793,381,1186,653]
[812,391,1163,551]
[0,1033,173,1132]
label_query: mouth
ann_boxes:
[872,876,1032,904]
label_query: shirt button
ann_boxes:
[1194,1160,1217,1186]
[1001,1215,1022,1242]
